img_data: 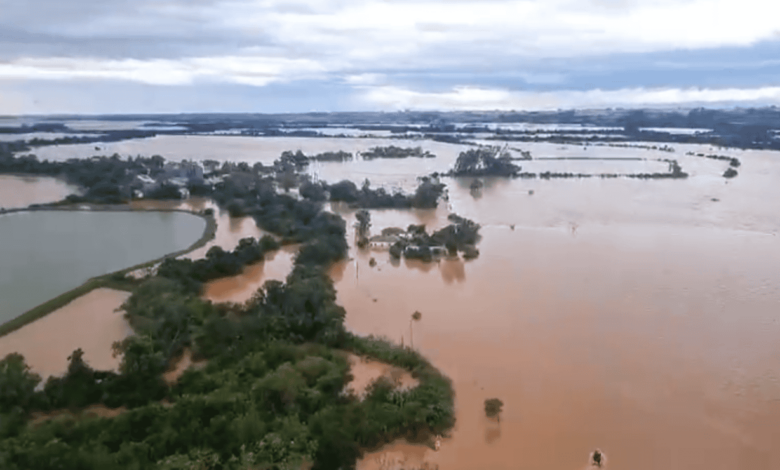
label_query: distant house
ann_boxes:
[368,235,402,248]
[168,177,189,188]
[381,227,406,237]
[163,161,204,183]
[204,175,224,185]
[135,174,159,192]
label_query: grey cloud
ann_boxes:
[0,0,275,60]
[0,28,274,61]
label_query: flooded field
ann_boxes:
[147,138,779,469]
[0,174,78,209]
[203,245,297,305]
[347,219,780,470]
[3,136,780,469]
[0,209,206,321]
[0,288,132,379]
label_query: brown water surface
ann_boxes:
[341,151,780,470]
[203,245,298,304]
[0,288,132,379]
[0,174,77,209]
[8,139,780,469]
[126,142,780,470]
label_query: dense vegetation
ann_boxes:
[360,146,434,160]
[685,152,741,168]
[323,177,446,209]
[389,214,481,262]
[0,149,448,213]
[0,177,455,469]
[0,153,169,204]
[449,147,521,177]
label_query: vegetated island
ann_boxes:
[443,145,690,179]
[386,214,482,262]
[0,149,445,212]
[359,146,435,160]
[0,148,456,470]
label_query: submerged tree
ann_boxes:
[356,210,371,237]
[484,398,504,422]
[355,209,371,248]
[452,146,520,177]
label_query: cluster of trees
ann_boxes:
[156,236,281,293]
[308,177,446,210]
[450,147,521,177]
[274,150,354,167]
[0,187,455,469]
[0,153,176,204]
[685,152,741,168]
[360,146,435,160]
[390,214,481,262]
[310,151,353,162]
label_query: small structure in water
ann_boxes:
[591,448,605,467]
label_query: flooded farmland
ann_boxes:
[0,288,132,379]
[3,135,780,469]
[0,174,78,209]
[0,203,207,322]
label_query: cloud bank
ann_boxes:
[2,0,780,112]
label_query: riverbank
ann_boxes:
[0,201,217,338]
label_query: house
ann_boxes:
[368,235,401,249]
[135,174,160,192]
[163,161,204,183]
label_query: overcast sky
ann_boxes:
[2,0,780,114]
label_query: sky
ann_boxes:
[2,0,780,114]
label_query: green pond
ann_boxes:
[0,210,206,323]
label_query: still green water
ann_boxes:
[0,210,205,323]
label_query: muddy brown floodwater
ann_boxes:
[345,353,419,399]
[0,288,132,379]
[5,140,780,469]
[0,174,78,209]
[337,144,780,470]
[203,245,298,304]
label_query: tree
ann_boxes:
[484,398,503,422]
[355,210,371,237]
[0,353,42,413]
[452,147,520,177]
[411,179,445,209]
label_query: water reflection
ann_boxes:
[439,258,466,284]
[484,425,502,445]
